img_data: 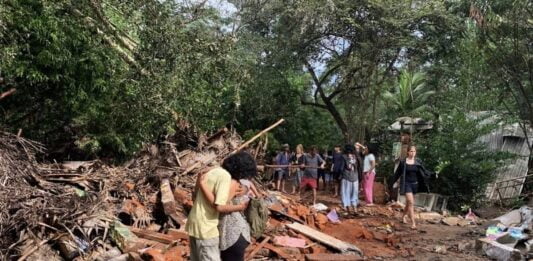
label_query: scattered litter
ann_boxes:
[465,208,478,222]
[326,209,340,223]
[486,225,505,240]
[434,245,447,254]
[508,227,526,240]
[312,203,328,211]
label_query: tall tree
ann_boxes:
[234,0,458,142]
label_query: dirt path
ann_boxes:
[292,187,489,260]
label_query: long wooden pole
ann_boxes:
[0,88,16,100]
[228,119,285,156]
[182,119,285,175]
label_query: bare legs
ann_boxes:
[402,192,416,229]
[275,172,286,193]
[333,181,339,197]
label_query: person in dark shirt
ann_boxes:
[300,146,325,205]
[331,145,343,197]
[390,145,434,229]
[338,144,361,213]
[275,144,291,193]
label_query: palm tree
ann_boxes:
[383,70,435,118]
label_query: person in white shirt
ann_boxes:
[362,144,377,206]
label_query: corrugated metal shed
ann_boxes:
[482,123,532,200]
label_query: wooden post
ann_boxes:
[228,119,285,156]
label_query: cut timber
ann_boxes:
[245,236,270,260]
[136,238,167,249]
[129,227,186,244]
[160,179,187,226]
[263,243,293,260]
[286,222,362,256]
[167,228,189,240]
[305,253,363,261]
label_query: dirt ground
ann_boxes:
[283,182,490,261]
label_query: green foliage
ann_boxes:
[0,0,529,210]
[0,0,240,158]
[416,110,512,210]
[382,70,435,118]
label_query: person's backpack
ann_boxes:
[245,198,269,238]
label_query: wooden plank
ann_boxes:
[167,228,189,240]
[263,243,294,260]
[286,223,362,255]
[245,236,270,260]
[160,179,187,225]
[129,227,183,244]
[269,207,304,224]
[305,253,362,261]
[136,238,167,249]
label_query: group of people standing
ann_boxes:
[272,143,378,212]
[184,144,434,261]
[273,143,434,229]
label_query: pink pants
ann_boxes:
[363,170,375,204]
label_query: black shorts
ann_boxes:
[317,169,326,179]
[331,170,342,180]
[404,182,418,194]
[275,170,288,180]
[221,234,249,261]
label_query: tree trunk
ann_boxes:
[324,101,350,143]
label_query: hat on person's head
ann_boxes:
[282,143,289,148]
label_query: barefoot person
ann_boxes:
[362,144,377,206]
[390,145,433,229]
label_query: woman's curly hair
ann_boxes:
[222,151,257,180]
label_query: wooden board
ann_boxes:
[286,222,362,256]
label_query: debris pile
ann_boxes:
[0,124,257,260]
[0,119,493,260]
[477,206,533,260]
